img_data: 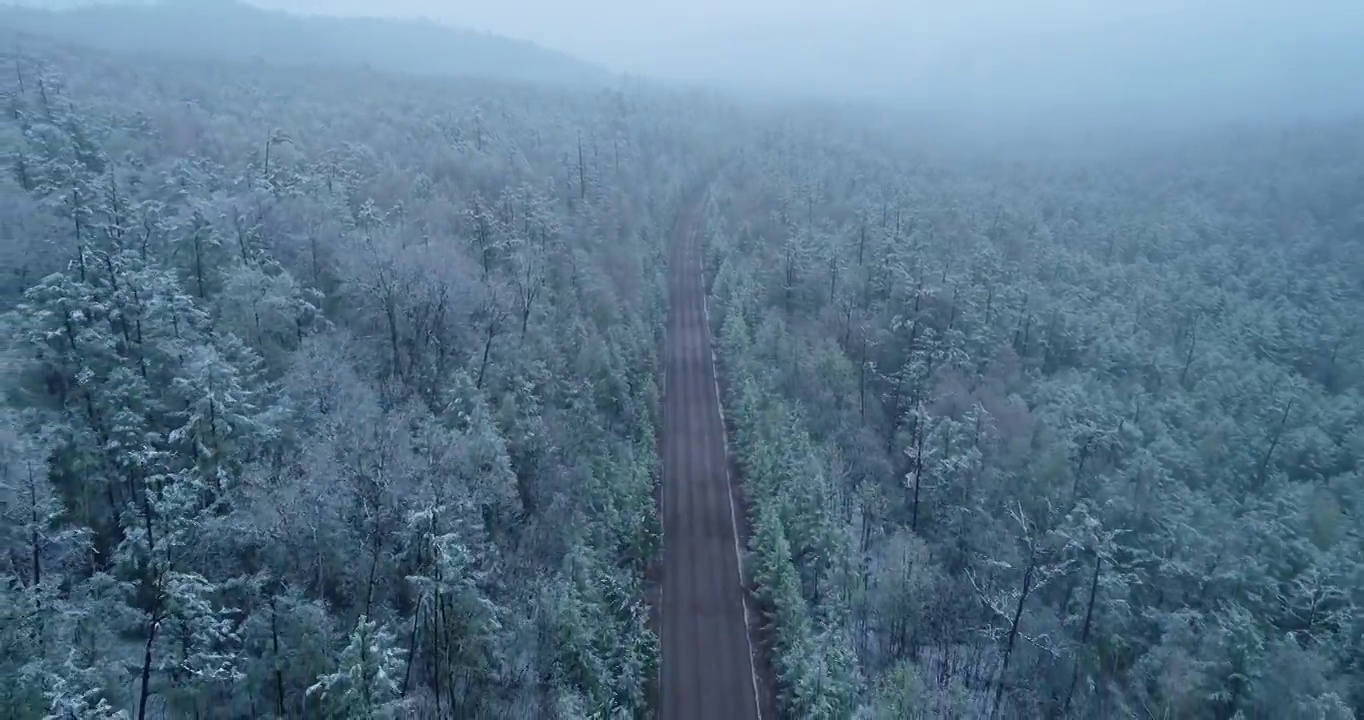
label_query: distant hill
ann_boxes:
[0,0,608,86]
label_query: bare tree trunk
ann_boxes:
[138,612,160,720]
[385,293,402,381]
[1063,554,1102,715]
[477,318,497,390]
[73,186,87,283]
[364,536,381,618]
[271,596,286,717]
[1180,320,1198,386]
[577,133,586,200]
[910,411,926,532]
[401,596,422,699]
[859,337,868,423]
[1256,399,1294,489]
[991,548,1037,720]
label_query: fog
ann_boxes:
[249,0,1364,128]
[5,2,1364,719]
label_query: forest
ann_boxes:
[0,28,727,719]
[1,4,1362,720]
[703,120,1364,718]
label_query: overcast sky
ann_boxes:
[249,0,1364,122]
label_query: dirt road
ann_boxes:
[659,195,763,720]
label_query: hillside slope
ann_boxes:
[0,0,607,85]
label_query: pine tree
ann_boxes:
[307,615,406,720]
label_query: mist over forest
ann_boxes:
[1,1,1362,719]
